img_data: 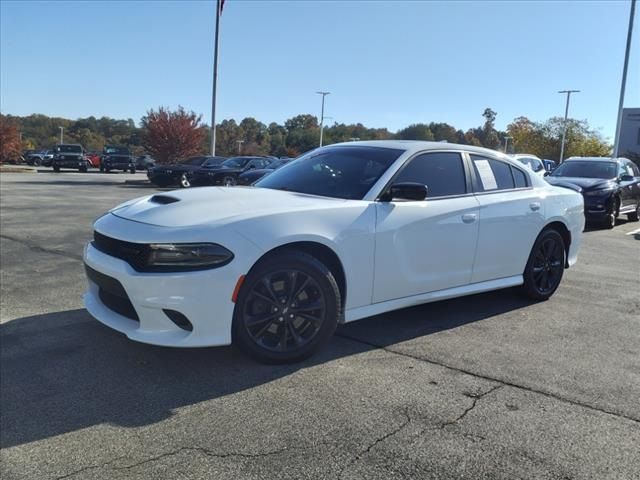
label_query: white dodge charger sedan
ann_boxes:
[84,141,584,363]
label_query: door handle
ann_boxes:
[529,202,541,211]
[462,213,477,224]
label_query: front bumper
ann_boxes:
[84,243,238,347]
[54,159,85,168]
[583,194,614,221]
[82,215,263,347]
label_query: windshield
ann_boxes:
[55,145,82,153]
[104,146,129,155]
[551,161,617,179]
[222,157,253,169]
[268,159,289,169]
[517,157,544,172]
[256,146,404,200]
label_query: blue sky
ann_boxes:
[1,0,638,140]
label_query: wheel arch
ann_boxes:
[542,220,572,268]
[246,240,347,316]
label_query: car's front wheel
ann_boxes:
[53,165,60,172]
[604,198,619,229]
[232,251,341,363]
[222,176,237,187]
[180,173,191,188]
[627,202,640,222]
[522,228,565,301]
[33,158,41,167]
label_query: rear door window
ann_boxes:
[471,155,515,191]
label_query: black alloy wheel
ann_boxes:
[605,198,619,229]
[522,228,565,301]
[233,251,340,363]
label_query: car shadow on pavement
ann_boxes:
[0,288,534,449]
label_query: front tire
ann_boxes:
[53,165,60,172]
[180,173,191,188]
[222,176,237,187]
[33,158,42,167]
[522,228,565,301]
[232,251,341,364]
[604,198,619,229]
[627,202,640,222]
[130,167,136,174]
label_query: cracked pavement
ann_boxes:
[1,172,639,479]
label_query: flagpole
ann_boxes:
[211,0,221,156]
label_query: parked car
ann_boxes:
[186,156,272,187]
[512,154,546,177]
[83,141,584,363]
[135,155,155,170]
[101,146,135,173]
[147,156,226,187]
[543,159,557,173]
[237,158,293,185]
[546,156,640,228]
[26,150,54,166]
[52,144,88,172]
[85,151,101,168]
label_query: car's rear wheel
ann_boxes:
[53,165,60,172]
[627,202,640,222]
[522,228,565,301]
[604,198,619,229]
[130,167,136,174]
[222,176,237,187]
[180,173,191,188]
[99,165,105,172]
[79,165,87,173]
[232,251,341,363]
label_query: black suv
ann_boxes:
[546,156,640,228]
[52,144,88,172]
[101,146,136,173]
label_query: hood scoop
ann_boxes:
[149,194,180,205]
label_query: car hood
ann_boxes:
[110,187,349,227]
[546,176,616,191]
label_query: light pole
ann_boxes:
[316,91,330,147]
[613,0,635,158]
[210,0,222,155]
[558,90,580,163]
[236,139,244,154]
[504,136,512,154]
[59,126,64,144]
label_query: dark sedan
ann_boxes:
[186,156,272,187]
[546,156,640,228]
[237,158,292,185]
[147,156,226,187]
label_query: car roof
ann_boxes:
[564,156,623,164]
[512,154,542,160]
[328,140,517,163]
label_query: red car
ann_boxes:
[85,152,101,168]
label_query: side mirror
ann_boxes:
[381,182,427,201]
[543,171,550,177]
[619,174,634,182]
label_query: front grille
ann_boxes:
[85,265,139,321]
[93,231,149,271]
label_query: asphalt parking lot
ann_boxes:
[1,170,639,480]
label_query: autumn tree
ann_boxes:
[141,107,206,164]
[0,115,22,164]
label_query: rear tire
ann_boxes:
[99,165,105,173]
[180,173,191,188]
[79,165,87,173]
[33,158,42,167]
[232,251,341,364]
[130,167,136,174]
[521,228,565,301]
[53,165,60,173]
[222,176,237,187]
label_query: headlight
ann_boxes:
[146,243,233,270]
[584,189,614,197]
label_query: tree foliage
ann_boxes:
[141,107,206,164]
[6,108,612,162]
[0,115,22,164]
